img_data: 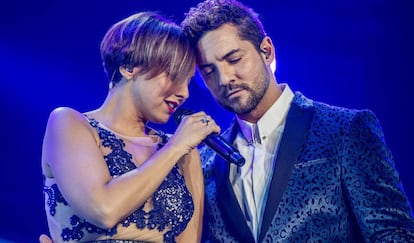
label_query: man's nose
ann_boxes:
[217,64,234,87]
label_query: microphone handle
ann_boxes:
[174,107,245,166]
[204,134,245,166]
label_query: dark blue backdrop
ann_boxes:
[0,0,413,241]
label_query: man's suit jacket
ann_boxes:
[200,92,414,242]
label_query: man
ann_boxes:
[181,0,414,242]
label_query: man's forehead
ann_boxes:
[197,25,241,51]
[197,38,246,64]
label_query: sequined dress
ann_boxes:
[43,117,194,243]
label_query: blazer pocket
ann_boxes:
[294,158,328,169]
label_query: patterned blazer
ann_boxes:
[200,92,414,242]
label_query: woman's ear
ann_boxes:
[119,65,137,80]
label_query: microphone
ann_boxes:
[174,108,245,166]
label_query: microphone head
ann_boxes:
[173,107,194,124]
[229,151,246,166]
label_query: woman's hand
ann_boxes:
[168,111,220,154]
[39,234,53,243]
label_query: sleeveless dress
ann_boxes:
[43,117,194,243]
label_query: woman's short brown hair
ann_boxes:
[101,12,196,86]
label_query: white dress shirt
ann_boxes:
[230,84,294,241]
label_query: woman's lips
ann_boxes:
[166,101,178,114]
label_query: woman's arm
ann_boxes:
[176,149,205,243]
[42,107,216,229]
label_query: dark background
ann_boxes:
[0,0,413,241]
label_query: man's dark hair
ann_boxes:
[181,0,266,52]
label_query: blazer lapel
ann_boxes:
[258,99,314,242]
[214,121,255,243]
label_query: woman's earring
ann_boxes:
[125,66,133,73]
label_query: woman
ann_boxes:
[41,12,219,243]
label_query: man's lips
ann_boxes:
[224,88,244,99]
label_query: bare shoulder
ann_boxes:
[44,107,96,144]
[42,107,92,176]
[48,106,83,121]
[46,107,88,129]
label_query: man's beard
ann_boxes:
[218,69,270,115]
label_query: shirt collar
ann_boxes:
[237,83,294,144]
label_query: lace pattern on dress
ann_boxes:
[44,117,194,242]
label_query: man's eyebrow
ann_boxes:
[198,49,242,69]
[221,49,241,60]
